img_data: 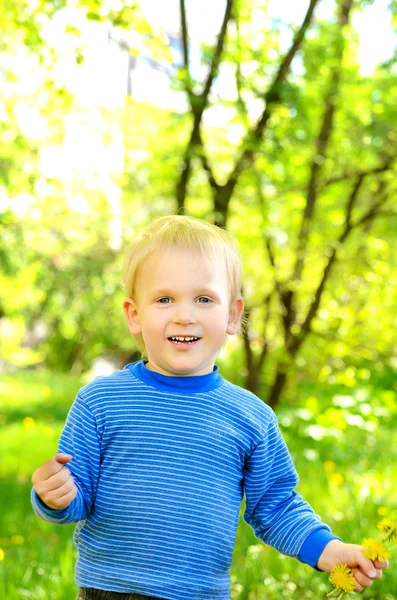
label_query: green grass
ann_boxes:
[0,367,396,599]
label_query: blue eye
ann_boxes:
[157,297,212,304]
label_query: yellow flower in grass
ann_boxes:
[324,460,336,472]
[10,535,24,545]
[23,417,35,430]
[377,518,397,542]
[362,538,390,562]
[327,563,356,597]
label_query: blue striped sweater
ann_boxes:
[31,360,338,599]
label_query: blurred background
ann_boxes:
[1,0,397,598]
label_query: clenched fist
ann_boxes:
[32,453,78,510]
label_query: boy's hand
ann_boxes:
[31,453,78,510]
[317,539,389,592]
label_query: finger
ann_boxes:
[354,554,378,579]
[35,467,74,504]
[45,477,75,503]
[373,559,389,569]
[54,453,73,465]
[352,576,363,593]
[44,484,77,510]
[32,454,72,484]
[47,467,72,491]
[34,469,73,498]
[351,567,373,591]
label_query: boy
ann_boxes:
[31,215,388,600]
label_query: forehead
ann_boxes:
[136,247,228,294]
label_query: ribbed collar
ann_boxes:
[126,360,224,393]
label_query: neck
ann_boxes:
[126,360,224,393]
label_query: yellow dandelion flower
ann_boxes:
[377,518,397,542]
[23,417,35,430]
[10,535,24,545]
[330,473,344,485]
[328,563,356,595]
[324,460,336,472]
[362,538,390,562]
[0,548,4,561]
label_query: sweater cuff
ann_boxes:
[31,488,70,519]
[298,529,342,571]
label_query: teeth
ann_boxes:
[170,336,199,341]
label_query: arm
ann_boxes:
[31,394,101,525]
[243,410,339,565]
[243,410,390,591]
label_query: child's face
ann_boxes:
[123,247,244,377]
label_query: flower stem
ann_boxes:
[327,591,346,599]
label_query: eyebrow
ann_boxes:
[150,288,220,297]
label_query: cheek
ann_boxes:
[207,309,230,329]
[143,310,168,330]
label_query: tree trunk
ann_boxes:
[267,370,288,409]
[245,362,261,396]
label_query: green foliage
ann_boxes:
[1,0,396,397]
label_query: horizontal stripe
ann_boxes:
[31,360,336,599]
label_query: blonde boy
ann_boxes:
[31,215,388,600]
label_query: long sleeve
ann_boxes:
[243,410,338,563]
[31,394,102,525]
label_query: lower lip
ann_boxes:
[168,339,200,350]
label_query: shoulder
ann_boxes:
[220,378,276,435]
[76,367,134,412]
[222,379,274,419]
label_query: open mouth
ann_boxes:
[167,336,201,348]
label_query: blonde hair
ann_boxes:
[122,215,246,357]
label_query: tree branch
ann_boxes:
[293,175,363,351]
[345,174,364,228]
[179,0,189,72]
[252,166,294,335]
[291,0,355,287]
[176,0,234,210]
[353,183,390,229]
[226,0,321,192]
[179,0,194,103]
[196,132,221,192]
[322,160,394,188]
[201,0,233,108]
[258,292,271,370]
[374,211,397,218]
[234,12,249,127]
[289,175,390,356]
[212,0,321,228]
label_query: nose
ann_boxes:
[172,302,197,325]
[173,316,195,325]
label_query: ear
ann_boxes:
[123,298,142,335]
[226,296,244,335]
